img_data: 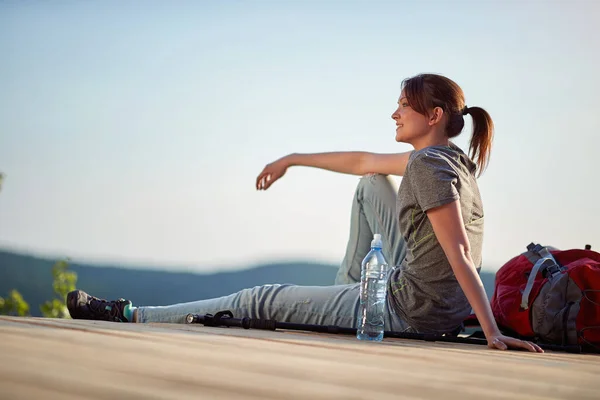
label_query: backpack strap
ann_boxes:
[520,243,563,310]
[524,243,562,278]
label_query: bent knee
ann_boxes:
[357,173,397,195]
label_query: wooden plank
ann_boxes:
[1,316,599,400]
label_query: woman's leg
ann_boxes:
[335,174,407,285]
[137,283,409,332]
[139,284,358,325]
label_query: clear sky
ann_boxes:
[1,1,598,273]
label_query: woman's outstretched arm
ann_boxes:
[256,151,412,190]
[426,200,544,353]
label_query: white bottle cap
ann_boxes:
[371,233,382,248]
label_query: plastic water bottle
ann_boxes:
[356,233,390,342]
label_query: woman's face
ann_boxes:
[391,91,431,144]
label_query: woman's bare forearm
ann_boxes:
[283,151,411,176]
[284,152,371,175]
[450,255,501,338]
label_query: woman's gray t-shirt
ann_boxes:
[388,142,484,333]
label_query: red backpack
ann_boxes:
[490,243,600,351]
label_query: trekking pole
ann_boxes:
[185,310,584,353]
[185,310,356,335]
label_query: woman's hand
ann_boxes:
[487,334,544,353]
[256,157,290,190]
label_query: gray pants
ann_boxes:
[137,174,408,331]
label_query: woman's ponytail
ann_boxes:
[465,106,494,177]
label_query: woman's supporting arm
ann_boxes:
[426,200,543,353]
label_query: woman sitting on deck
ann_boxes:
[66,73,543,353]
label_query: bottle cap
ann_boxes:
[371,233,382,248]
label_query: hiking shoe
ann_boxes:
[67,290,132,322]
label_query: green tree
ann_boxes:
[40,259,77,318]
[0,289,30,316]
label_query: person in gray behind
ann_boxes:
[66,73,543,353]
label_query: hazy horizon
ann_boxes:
[0,243,510,277]
[1,1,599,273]
[0,243,343,274]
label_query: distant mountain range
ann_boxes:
[0,249,497,317]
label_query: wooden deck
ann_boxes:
[1,316,599,399]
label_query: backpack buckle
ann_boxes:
[541,262,562,278]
